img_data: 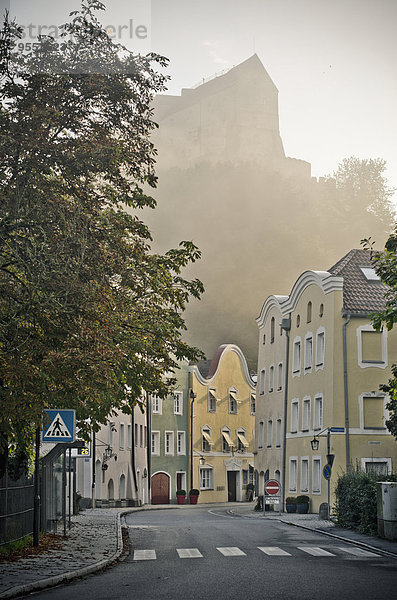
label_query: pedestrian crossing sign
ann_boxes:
[42,409,76,443]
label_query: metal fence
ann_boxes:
[0,470,34,546]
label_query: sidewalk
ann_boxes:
[1,504,396,599]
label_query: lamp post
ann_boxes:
[310,427,333,520]
[189,389,197,491]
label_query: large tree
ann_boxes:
[0,0,203,465]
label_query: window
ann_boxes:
[242,470,248,485]
[222,427,234,452]
[314,395,323,430]
[165,431,174,455]
[144,426,147,447]
[127,424,132,449]
[250,394,256,415]
[263,333,266,345]
[258,421,264,450]
[302,397,311,431]
[304,335,313,371]
[296,314,300,328]
[312,458,321,493]
[151,431,160,455]
[208,389,218,412]
[360,394,386,430]
[109,422,115,447]
[202,427,213,452]
[277,363,283,391]
[134,423,138,447]
[267,420,273,447]
[237,429,249,452]
[177,431,186,455]
[276,419,282,447]
[119,423,125,449]
[360,267,380,281]
[362,458,391,476]
[307,301,312,323]
[229,390,238,414]
[289,458,298,492]
[173,392,183,415]
[269,366,274,392]
[301,458,309,492]
[140,424,143,447]
[271,317,275,343]
[292,338,301,375]
[357,325,387,368]
[152,396,162,414]
[316,329,325,368]
[200,467,214,490]
[291,400,299,433]
[319,303,324,317]
[259,370,265,395]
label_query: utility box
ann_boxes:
[319,502,329,520]
[377,482,397,541]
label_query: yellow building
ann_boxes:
[255,250,397,513]
[189,344,256,503]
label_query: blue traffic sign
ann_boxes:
[42,409,76,443]
[323,464,332,480]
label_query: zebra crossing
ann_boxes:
[132,545,381,561]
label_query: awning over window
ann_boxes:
[222,431,235,447]
[209,390,221,402]
[202,430,213,445]
[229,391,238,400]
[237,432,249,448]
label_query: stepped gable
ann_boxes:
[328,249,387,315]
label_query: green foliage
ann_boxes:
[0,1,204,454]
[189,489,200,495]
[334,467,397,535]
[0,535,33,558]
[176,489,186,496]
[361,225,397,438]
[285,497,297,504]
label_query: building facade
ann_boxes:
[189,344,256,503]
[150,363,190,504]
[255,249,397,513]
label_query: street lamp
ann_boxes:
[189,389,197,491]
[310,427,333,520]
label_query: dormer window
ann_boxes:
[360,267,380,281]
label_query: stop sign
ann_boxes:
[265,479,280,495]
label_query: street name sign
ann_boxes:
[330,427,344,433]
[42,409,76,443]
[265,479,281,496]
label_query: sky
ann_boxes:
[5,0,397,194]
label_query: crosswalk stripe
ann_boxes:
[177,548,203,558]
[133,549,156,561]
[258,546,291,556]
[338,547,379,557]
[217,546,246,556]
[298,546,336,557]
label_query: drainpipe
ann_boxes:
[343,313,351,471]
[281,317,291,512]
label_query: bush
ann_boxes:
[189,489,199,496]
[285,497,297,504]
[334,466,397,535]
[296,495,309,504]
[176,489,186,496]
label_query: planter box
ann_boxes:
[189,495,199,505]
[177,495,186,505]
[297,503,309,514]
[286,503,297,513]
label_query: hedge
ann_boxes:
[334,466,397,535]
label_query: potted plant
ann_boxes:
[296,495,310,514]
[189,489,200,505]
[285,496,297,513]
[176,489,186,505]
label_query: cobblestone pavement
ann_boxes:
[1,504,396,599]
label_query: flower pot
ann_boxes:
[177,495,186,505]
[297,503,309,514]
[189,494,199,505]
[286,503,297,513]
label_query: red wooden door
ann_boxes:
[151,473,170,504]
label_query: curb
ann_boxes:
[0,512,125,600]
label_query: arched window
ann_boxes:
[107,479,114,500]
[307,301,312,323]
[271,317,275,343]
[119,474,126,499]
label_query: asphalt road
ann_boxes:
[28,507,397,600]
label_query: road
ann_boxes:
[29,507,397,600]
